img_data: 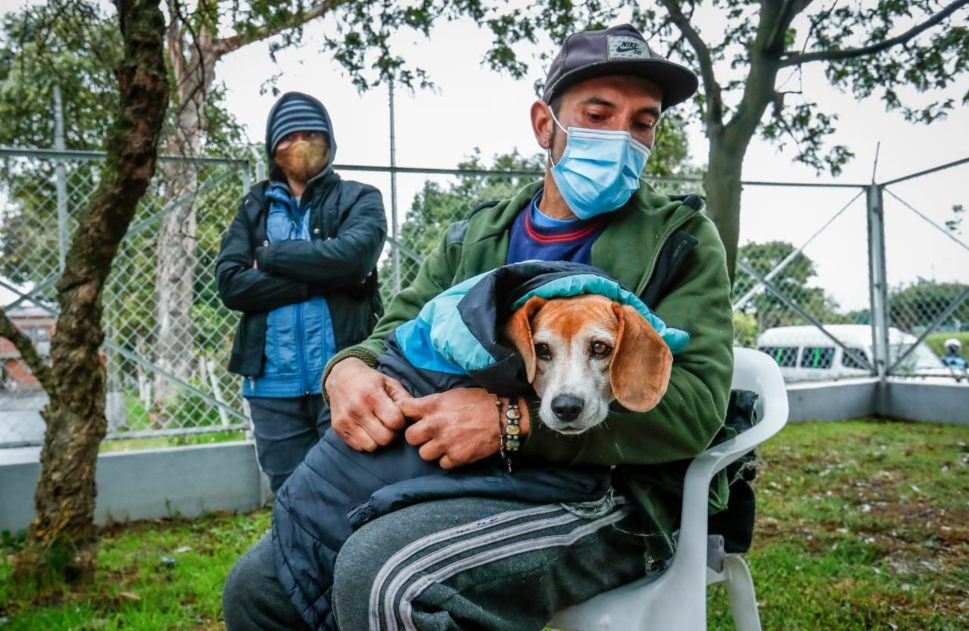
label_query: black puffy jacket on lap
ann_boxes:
[272,263,634,631]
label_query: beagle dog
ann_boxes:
[503,294,673,435]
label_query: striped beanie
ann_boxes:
[265,92,335,158]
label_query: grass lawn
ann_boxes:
[2,419,968,630]
[707,420,969,630]
[99,430,248,454]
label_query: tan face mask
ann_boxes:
[274,139,330,183]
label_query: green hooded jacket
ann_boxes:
[324,179,734,558]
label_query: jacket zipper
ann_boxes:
[293,209,310,395]
[635,206,700,296]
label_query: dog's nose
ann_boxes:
[551,395,584,421]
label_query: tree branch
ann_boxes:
[781,0,969,67]
[166,0,187,85]
[765,0,811,51]
[0,307,52,391]
[211,0,340,58]
[799,0,837,58]
[659,0,724,129]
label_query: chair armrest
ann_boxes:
[672,348,789,573]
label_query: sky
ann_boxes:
[1,2,967,312]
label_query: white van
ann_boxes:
[756,324,945,382]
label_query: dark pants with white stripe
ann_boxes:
[223,495,657,631]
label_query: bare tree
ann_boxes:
[0,0,169,582]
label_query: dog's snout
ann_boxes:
[551,395,584,421]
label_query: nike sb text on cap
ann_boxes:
[542,24,699,110]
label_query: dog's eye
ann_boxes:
[535,343,552,361]
[590,341,612,358]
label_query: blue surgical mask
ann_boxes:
[548,109,651,220]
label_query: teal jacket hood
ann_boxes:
[387,260,688,397]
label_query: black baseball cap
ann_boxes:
[542,24,699,110]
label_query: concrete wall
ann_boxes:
[786,379,879,422]
[781,378,967,425]
[882,380,968,425]
[0,441,267,534]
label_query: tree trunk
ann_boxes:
[152,28,219,409]
[14,0,169,583]
[703,134,747,282]
[679,0,788,284]
[152,159,200,408]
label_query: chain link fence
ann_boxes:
[0,147,250,447]
[1,146,967,447]
[732,160,968,383]
[732,184,878,381]
[881,165,969,381]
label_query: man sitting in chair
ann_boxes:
[223,23,734,631]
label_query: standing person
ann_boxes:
[216,91,387,493]
[224,24,734,631]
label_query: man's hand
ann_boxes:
[400,389,530,470]
[325,358,410,451]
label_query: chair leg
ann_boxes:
[723,555,762,631]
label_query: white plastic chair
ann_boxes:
[549,348,789,631]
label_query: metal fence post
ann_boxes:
[53,84,68,272]
[867,183,890,389]
[389,79,401,294]
[250,145,266,183]
[241,161,251,193]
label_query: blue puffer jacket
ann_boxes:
[243,182,336,397]
[271,261,688,631]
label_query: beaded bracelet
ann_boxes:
[496,397,522,472]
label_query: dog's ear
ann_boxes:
[609,303,673,412]
[503,296,546,383]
